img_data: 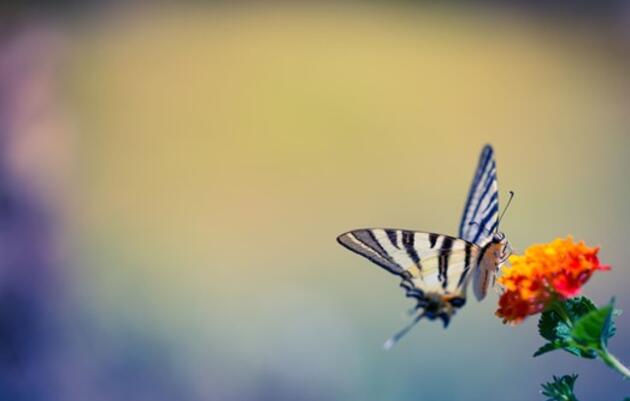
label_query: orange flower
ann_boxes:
[496,236,609,324]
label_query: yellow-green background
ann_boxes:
[62,4,630,400]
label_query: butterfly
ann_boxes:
[337,145,513,348]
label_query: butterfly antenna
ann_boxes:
[496,190,515,232]
[383,312,427,350]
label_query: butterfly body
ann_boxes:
[472,232,510,301]
[336,145,511,347]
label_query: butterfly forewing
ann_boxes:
[459,145,499,245]
[336,229,480,296]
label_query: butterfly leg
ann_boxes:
[492,273,501,295]
[493,242,512,295]
[499,242,512,264]
[404,304,421,317]
[383,311,427,350]
[403,303,429,318]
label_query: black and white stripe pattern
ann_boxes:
[459,144,499,245]
[336,145,508,346]
[337,229,479,295]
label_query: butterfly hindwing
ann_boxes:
[459,144,499,245]
[336,229,480,296]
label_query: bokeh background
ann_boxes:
[1,2,629,400]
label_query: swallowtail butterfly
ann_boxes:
[337,145,512,348]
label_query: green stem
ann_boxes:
[597,349,630,379]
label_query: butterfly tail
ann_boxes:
[440,313,451,328]
[383,312,427,350]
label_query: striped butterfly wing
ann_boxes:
[337,228,480,298]
[459,144,499,245]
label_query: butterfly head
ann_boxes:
[492,231,506,243]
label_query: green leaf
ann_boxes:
[563,344,597,359]
[600,301,621,347]
[539,309,564,342]
[563,297,597,321]
[607,309,622,340]
[538,297,596,341]
[535,298,620,359]
[541,374,579,401]
[601,300,615,347]
[536,297,600,359]
[533,340,596,359]
[570,300,614,351]
[534,342,564,357]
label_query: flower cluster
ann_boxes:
[496,236,609,324]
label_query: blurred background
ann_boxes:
[1,2,629,400]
